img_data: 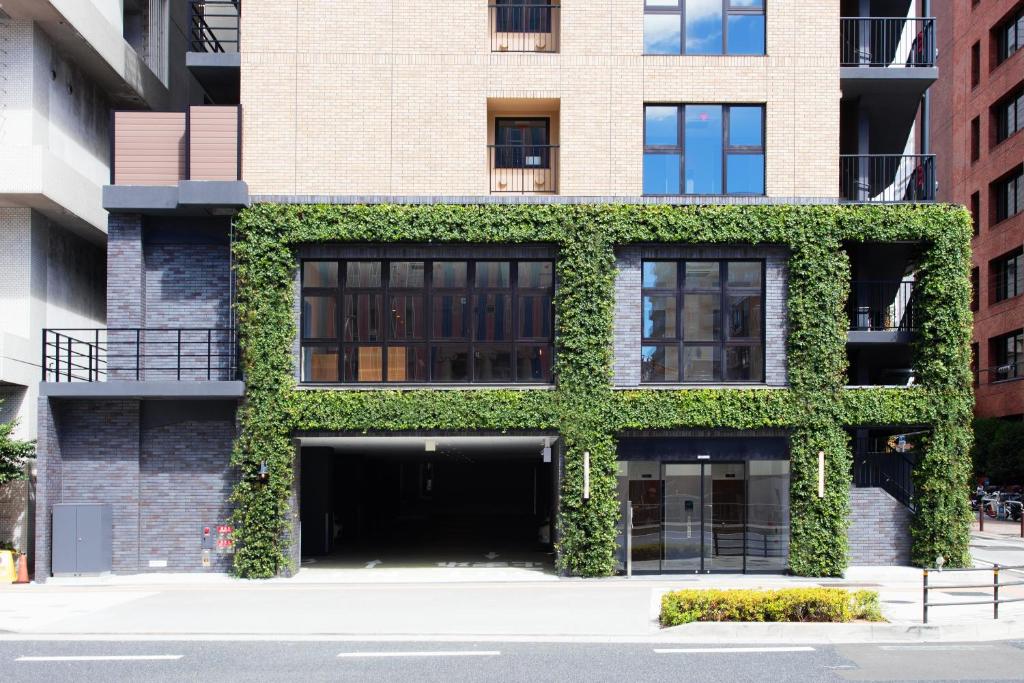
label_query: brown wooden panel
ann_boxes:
[188,106,240,181]
[113,111,185,186]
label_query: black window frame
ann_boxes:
[494,117,552,170]
[640,258,767,384]
[991,328,1023,382]
[300,258,555,385]
[995,86,1024,144]
[971,266,980,311]
[971,116,981,162]
[642,0,766,56]
[971,191,981,236]
[990,247,1024,303]
[494,0,556,33]
[643,103,766,196]
[996,8,1024,65]
[994,167,1024,223]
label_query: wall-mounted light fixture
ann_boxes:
[424,439,436,452]
[258,461,269,484]
[542,438,552,463]
[817,451,825,498]
[583,451,591,501]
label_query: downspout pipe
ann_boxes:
[921,0,931,156]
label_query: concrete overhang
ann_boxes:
[840,67,937,99]
[103,182,249,215]
[294,434,557,460]
[846,330,915,345]
[0,145,108,242]
[1,0,170,109]
[186,52,241,104]
[40,380,246,399]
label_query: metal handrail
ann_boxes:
[190,0,240,53]
[923,564,1024,623]
[979,363,1021,383]
[840,154,936,203]
[488,144,559,194]
[42,328,239,383]
[848,280,917,332]
[840,17,936,67]
[489,3,560,53]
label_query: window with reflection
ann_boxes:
[641,259,765,383]
[997,8,1023,64]
[300,259,554,383]
[644,104,765,195]
[643,0,765,55]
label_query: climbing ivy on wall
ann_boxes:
[229,203,974,578]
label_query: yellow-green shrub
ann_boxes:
[660,588,885,626]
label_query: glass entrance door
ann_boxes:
[662,463,704,572]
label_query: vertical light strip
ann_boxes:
[818,450,825,498]
[583,450,591,500]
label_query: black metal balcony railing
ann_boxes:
[984,362,1021,383]
[853,439,916,511]
[848,280,917,332]
[43,329,239,383]
[489,3,560,52]
[840,17,935,67]
[190,0,240,53]
[840,154,935,203]
[489,144,559,193]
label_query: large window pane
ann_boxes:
[685,106,723,194]
[476,261,510,288]
[344,294,382,341]
[727,14,765,55]
[725,344,763,381]
[431,345,470,382]
[644,13,681,54]
[727,261,762,287]
[302,347,338,382]
[389,261,424,288]
[746,460,789,572]
[433,261,467,288]
[474,293,512,341]
[642,345,680,382]
[683,345,719,381]
[643,261,677,289]
[432,294,469,339]
[346,261,381,288]
[516,345,552,382]
[303,261,338,287]
[387,346,427,382]
[345,346,383,382]
[518,262,554,289]
[475,346,515,382]
[302,296,337,339]
[389,295,424,340]
[728,106,763,146]
[684,261,719,289]
[685,0,723,54]
[644,154,681,194]
[726,154,765,194]
[645,106,679,146]
[727,294,762,338]
[683,293,720,341]
[643,295,677,339]
[519,295,552,339]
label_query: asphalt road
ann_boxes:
[3,640,1024,682]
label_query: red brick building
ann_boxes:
[932,1,1024,418]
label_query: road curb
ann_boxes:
[658,619,1024,644]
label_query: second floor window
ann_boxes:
[641,259,765,383]
[644,0,765,55]
[994,167,1024,223]
[644,104,765,195]
[301,259,554,384]
[996,88,1024,143]
[991,248,1023,303]
[997,8,1023,64]
[991,329,1023,381]
[495,118,551,169]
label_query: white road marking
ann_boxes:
[16,655,183,662]
[879,645,996,651]
[654,647,816,654]
[337,650,501,658]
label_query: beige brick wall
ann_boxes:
[241,0,840,198]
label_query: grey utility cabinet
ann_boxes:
[52,503,113,576]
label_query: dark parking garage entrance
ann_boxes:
[298,435,557,571]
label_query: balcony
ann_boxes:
[840,17,935,69]
[104,106,247,213]
[848,280,917,336]
[488,144,560,193]
[489,3,560,53]
[40,328,243,400]
[839,154,935,203]
[188,0,241,102]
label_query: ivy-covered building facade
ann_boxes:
[30,4,974,580]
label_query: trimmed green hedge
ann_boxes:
[229,203,974,578]
[660,588,885,625]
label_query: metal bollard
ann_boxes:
[979,503,984,532]
[994,564,1000,620]
[923,568,929,624]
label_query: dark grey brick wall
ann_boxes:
[145,243,230,329]
[34,397,61,580]
[848,487,913,566]
[613,245,789,387]
[139,401,237,572]
[107,214,145,328]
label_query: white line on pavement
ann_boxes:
[337,650,501,658]
[654,647,816,654]
[16,655,183,662]
[879,645,996,651]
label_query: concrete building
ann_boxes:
[30,1,970,580]
[931,0,1024,419]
